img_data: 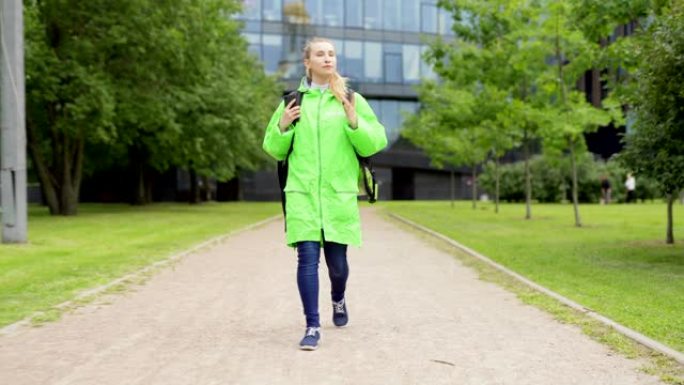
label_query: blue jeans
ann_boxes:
[296,241,349,327]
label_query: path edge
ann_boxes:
[0,214,282,337]
[388,212,684,365]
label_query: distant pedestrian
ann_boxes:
[625,173,636,203]
[600,175,611,204]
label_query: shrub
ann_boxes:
[480,154,662,203]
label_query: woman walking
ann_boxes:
[262,37,387,350]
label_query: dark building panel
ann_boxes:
[585,124,625,160]
[392,168,415,200]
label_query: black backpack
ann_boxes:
[277,89,378,224]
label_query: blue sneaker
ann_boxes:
[332,298,348,327]
[299,327,320,350]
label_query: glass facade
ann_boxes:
[403,44,421,84]
[261,34,283,73]
[246,37,438,84]
[238,0,450,144]
[401,0,421,32]
[421,1,438,33]
[345,0,363,28]
[263,0,282,21]
[368,99,420,145]
[239,0,453,34]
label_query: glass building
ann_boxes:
[237,0,474,201]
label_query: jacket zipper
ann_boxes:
[317,92,324,232]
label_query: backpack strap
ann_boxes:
[345,88,378,203]
[283,90,304,127]
[277,90,304,230]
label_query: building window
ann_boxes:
[243,32,262,60]
[384,44,403,83]
[401,0,420,32]
[321,1,343,26]
[421,45,438,80]
[403,44,421,84]
[399,101,419,129]
[385,53,402,83]
[282,0,344,26]
[303,0,322,25]
[364,41,382,82]
[368,99,382,126]
[263,0,282,21]
[345,0,363,28]
[241,0,261,20]
[331,39,345,74]
[438,7,454,35]
[262,34,283,74]
[381,100,401,144]
[364,0,382,30]
[421,1,438,34]
[383,0,401,31]
[282,34,306,79]
[368,100,420,146]
[344,40,364,81]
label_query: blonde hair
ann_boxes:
[303,37,348,104]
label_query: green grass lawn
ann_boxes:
[0,202,280,327]
[383,201,684,353]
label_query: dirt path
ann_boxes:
[0,208,661,384]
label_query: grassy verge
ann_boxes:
[382,201,683,351]
[383,202,684,385]
[0,202,280,327]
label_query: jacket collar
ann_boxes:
[297,76,310,93]
[297,76,330,96]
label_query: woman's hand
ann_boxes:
[278,99,301,132]
[342,93,357,129]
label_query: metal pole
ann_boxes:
[1,0,27,243]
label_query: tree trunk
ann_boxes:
[130,147,153,205]
[495,156,500,214]
[202,176,211,201]
[26,117,83,215]
[132,157,146,205]
[26,119,60,214]
[471,164,477,210]
[57,135,80,215]
[145,170,154,204]
[569,139,582,227]
[450,168,455,209]
[189,169,200,204]
[666,193,674,244]
[524,130,532,219]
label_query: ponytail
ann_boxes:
[329,71,349,104]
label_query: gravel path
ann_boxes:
[0,208,661,385]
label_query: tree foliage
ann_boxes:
[24,0,278,214]
[619,1,684,243]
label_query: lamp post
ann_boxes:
[1,0,27,243]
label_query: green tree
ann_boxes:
[25,0,277,212]
[620,2,684,244]
[432,0,551,218]
[411,0,543,212]
[25,0,117,215]
[533,0,618,227]
[403,81,489,208]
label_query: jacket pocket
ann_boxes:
[331,179,359,195]
[284,173,313,193]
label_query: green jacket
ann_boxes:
[262,79,388,247]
